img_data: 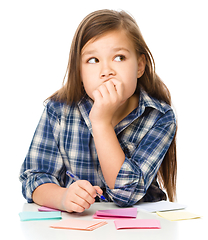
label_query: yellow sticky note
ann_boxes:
[156,211,201,221]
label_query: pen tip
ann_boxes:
[100,195,108,202]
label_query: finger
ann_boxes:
[66,201,85,213]
[63,183,91,213]
[104,80,122,104]
[75,189,95,207]
[72,191,93,210]
[94,186,103,195]
[92,89,102,102]
[105,80,116,95]
[70,181,95,205]
[109,79,123,95]
[77,180,97,199]
[97,83,109,98]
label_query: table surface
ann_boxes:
[6,202,208,240]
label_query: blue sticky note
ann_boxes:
[19,211,62,221]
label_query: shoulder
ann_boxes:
[45,100,76,123]
[140,90,176,124]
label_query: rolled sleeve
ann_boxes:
[20,172,61,203]
[106,110,176,207]
[19,101,65,202]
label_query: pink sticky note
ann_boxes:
[114,219,161,230]
[93,213,134,220]
[95,208,137,218]
[38,206,60,212]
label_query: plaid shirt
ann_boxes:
[19,90,176,207]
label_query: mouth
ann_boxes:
[103,77,115,82]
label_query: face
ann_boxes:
[80,30,145,102]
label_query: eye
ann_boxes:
[114,55,126,62]
[87,57,99,64]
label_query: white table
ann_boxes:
[14,202,207,240]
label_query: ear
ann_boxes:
[137,54,146,78]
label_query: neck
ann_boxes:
[112,94,139,127]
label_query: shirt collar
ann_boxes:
[77,95,93,133]
[138,89,166,116]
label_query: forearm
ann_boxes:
[32,183,66,210]
[92,123,125,189]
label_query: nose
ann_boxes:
[100,62,116,79]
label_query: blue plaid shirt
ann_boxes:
[19,90,176,207]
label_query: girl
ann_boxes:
[19,9,177,213]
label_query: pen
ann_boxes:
[66,170,108,202]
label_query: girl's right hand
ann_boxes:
[89,79,124,126]
[61,180,103,213]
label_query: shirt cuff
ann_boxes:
[21,173,60,203]
[99,157,145,207]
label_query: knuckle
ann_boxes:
[81,180,90,188]
[80,198,91,209]
[83,191,90,200]
[73,205,84,213]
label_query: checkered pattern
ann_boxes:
[19,90,176,207]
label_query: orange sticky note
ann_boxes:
[50,219,107,231]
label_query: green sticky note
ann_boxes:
[19,211,62,221]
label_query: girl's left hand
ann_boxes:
[89,79,124,126]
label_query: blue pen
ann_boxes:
[66,170,108,202]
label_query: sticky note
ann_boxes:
[156,211,201,221]
[38,206,60,212]
[50,219,107,231]
[93,208,137,219]
[114,219,161,230]
[135,200,186,212]
[19,211,62,221]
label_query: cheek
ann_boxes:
[82,81,92,97]
[126,69,138,88]
[82,78,97,100]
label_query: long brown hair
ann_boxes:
[48,9,177,201]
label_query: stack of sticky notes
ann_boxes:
[19,211,62,221]
[114,219,161,230]
[38,206,60,212]
[92,208,161,230]
[156,211,201,221]
[93,207,137,219]
[19,206,107,231]
[50,219,107,231]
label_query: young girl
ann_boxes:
[19,9,177,213]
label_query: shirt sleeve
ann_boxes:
[105,109,176,207]
[19,101,66,203]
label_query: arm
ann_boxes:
[19,101,102,213]
[32,181,102,213]
[90,83,176,206]
[89,80,127,189]
[91,122,125,189]
[106,113,176,207]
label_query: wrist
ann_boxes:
[32,183,67,211]
[58,187,69,211]
[91,120,113,133]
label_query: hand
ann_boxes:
[61,180,103,213]
[89,80,124,126]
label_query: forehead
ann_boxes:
[81,30,135,54]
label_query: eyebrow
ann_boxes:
[112,47,130,53]
[82,50,98,57]
[82,47,130,57]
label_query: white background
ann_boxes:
[1,0,207,220]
